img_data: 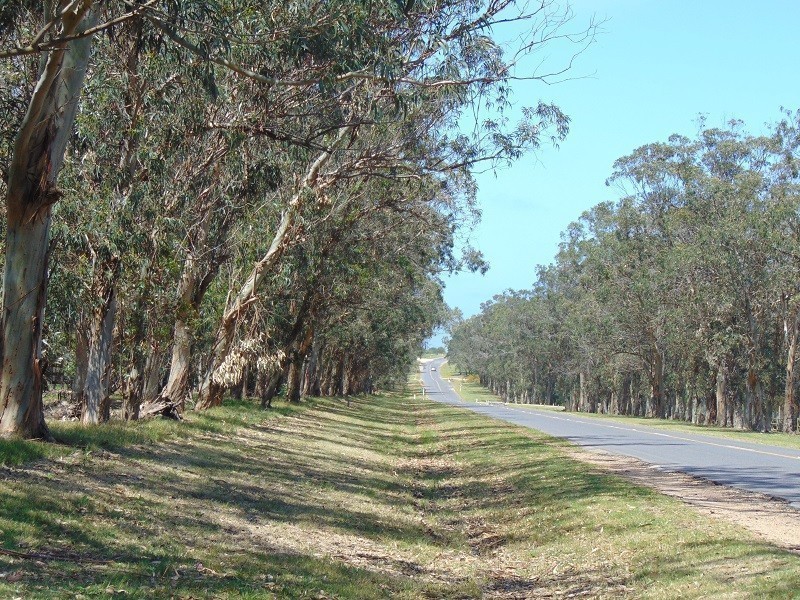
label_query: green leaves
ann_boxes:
[452,115,800,427]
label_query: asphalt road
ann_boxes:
[421,358,800,508]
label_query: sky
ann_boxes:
[435,0,800,345]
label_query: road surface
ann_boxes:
[421,358,800,508]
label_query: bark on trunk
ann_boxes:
[162,314,192,407]
[303,338,323,396]
[784,308,800,432]
[71,327,89,418]
[138,317,190,420]
[0,4,96,439]
[649,348,664,418]
[81,284,117,424]
[121,267,157,422]
[260,369,284,409]
[748,368,767,432]
[578,371,588,412]
[285,358,304,403]
[715,361,727,428]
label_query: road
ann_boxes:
[421,358,800,508]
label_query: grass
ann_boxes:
[437,361,563,410]
[443,360,800,451]
[571,411,800,451]
[435,362,498,404]
[0,391,798,597]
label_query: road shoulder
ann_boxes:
[564,445,800,554]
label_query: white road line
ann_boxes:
[498,405,800,461]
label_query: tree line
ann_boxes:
[448,115,800,432]
[0,1,595,438]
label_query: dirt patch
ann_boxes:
[566,446,800,554]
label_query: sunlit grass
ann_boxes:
[445,362,800,450]
[0,390,797,597]
[572,411,800,451]
[0,439,49,466]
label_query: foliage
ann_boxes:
[0,0,597,433]
[449,113,800,431]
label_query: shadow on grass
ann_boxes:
[0,438,49,466]
[0,394,472,598]
[0,391,797,598]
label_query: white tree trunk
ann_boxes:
[196,133,346,409]
[0,4,96,438]
[82,287,117,424]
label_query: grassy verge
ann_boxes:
[437,362,563,410]
[442,361,800,451]
[436,362,498,404]
[0,392,798,598]
[566,411,800,451]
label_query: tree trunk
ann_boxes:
[0,4,96,439]
[339,354,349,396]
[303,338,323,396]
[748,368,767,432]
[578,371,588,412]
[121,264,157,422]
[123,362,141,421]
[81,284,117,424]
[610,377,620,414]
[715,361,727,427]
[284,322,315,403]
[255,369,267,399]
[147,192,229,417]
[322,357,337,397]
[140,346,164,406]
[71,326,89,418]
[285,358,304,403]
[241,362,251,399]
[139,317,190,420]
[260,369,284,409]
[195,327,232,410]
[163,314,192,409]
[649,348,664,418]
[784,308,800,432]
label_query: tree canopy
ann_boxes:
[0,0,595,437]
[448,114,800,432]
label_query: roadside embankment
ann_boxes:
[0,393,798,598]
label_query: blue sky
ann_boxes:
[439,0,800,335]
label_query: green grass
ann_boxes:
[444,361,800,450]
[0,438,49,466]
[435,361,497,403]
[438,361,564,408]
[0,392,797,597]
[570,411,800,451]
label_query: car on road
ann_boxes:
[431,367,436,371]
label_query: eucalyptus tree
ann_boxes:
[1,0,596,436]
[771,111,800,431]
[0,0,105,438]
[194,81,575,408]
[611,125,784,428]
[198,124,471,407]
[452,115,800,431]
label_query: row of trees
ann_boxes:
[448,115,800,432]
[1,1,594,438]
